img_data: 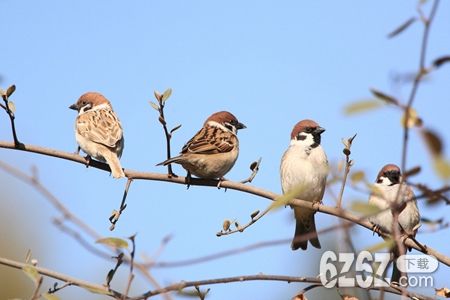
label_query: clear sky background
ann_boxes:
[1,1,449,299]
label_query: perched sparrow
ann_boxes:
[368,164,420,284]
[280,119,328,250]
[69,92,125,179]
[157,111,245,180]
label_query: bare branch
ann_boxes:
[0,141,448,266]
[110,178,134,231]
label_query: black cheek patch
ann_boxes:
[296,134,306,141]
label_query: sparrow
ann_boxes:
[280,119,328,250]
[69,92,125,179]
[157,111,245,180]
[368,164,420,285]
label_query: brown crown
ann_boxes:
[290,119,321,139]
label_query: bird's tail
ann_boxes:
[291,208,321,251]
[156,156,182,167]
[103,151,125,179]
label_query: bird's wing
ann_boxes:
[76,109,123,148]
[181,124,236,155]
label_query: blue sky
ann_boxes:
[1,1,449,299]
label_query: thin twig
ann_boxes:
[240,157,262,184]
[216,205,268,236]
[110,178,134,231]
[31,276,44,300]
[337,134,357,208]
[0,256,121,298]
[1,85,23,147]
[124,235,137,299]
[129,273,432,300]
[400,0,440,174]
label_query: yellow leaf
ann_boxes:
[271,184,306,211]
[343,100,383,115]
[421,128,442,156]
[350,201,381,215]
[82,285,113,295]
[433,156,450,179]
[365,239,394,253]
[42,293,60,300]
[96,237,128,249]
[350,171,365,183]
[22,265,40,285]
[401,107,421,128]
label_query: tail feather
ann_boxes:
[291,208,321,251]
[156,156,182,167]
[103,151,125,179]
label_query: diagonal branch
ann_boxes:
[0,140,448,266]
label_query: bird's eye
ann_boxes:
[304,127,313,133]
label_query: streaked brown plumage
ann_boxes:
[70,92,125,178]
[158,111,245,179]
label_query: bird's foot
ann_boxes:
[185,171,192,189]
[84,155,91,168]
[217,177,228,191]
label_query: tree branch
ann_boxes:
[0,140,448,266]
[0,256,121,298]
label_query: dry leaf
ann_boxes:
[421,128,443,156]
[96,237,129,249]
[370,88,399,105]
[387,17,416,39]
[401,107,421,128]
[343,100,383,115]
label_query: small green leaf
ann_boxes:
[271,184,307,211]
[7,100,16,113]
[96,237,128,249]
[42,293,60,300]
[161,88,172,102]
[0,88,5,97]
[433,156,450,179]
[6,84,16,97]
[365,239,394,253]
[22,265,40,285]
[343,100,383,115]
[350,201,381,215]
[149,101,159,111]
[370,88,399,105]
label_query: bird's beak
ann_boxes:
[314,126,325,134]
[69,103,78,111]
[236,122,246,130]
